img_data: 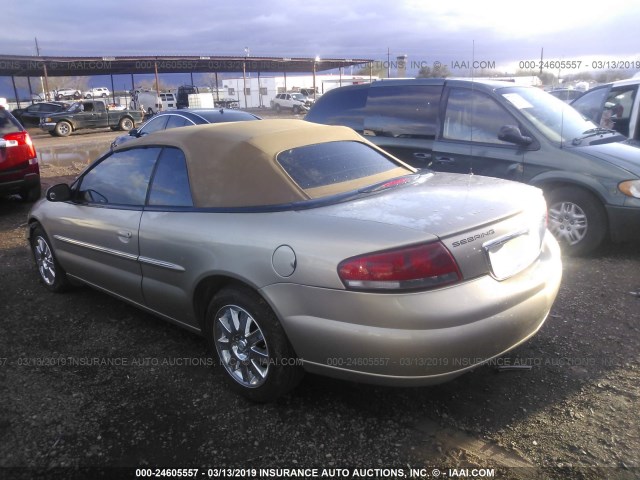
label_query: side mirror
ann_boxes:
[129,128,139,137]
[46,183,72,202]
[498,125,533,146]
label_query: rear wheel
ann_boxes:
[546,186,607,256]
[20,184,41,203]
[119,117,134,131]
[204,286,303,402]
[30,225,70,292]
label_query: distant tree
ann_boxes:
[417,65,451,78]
[355,61,388,78]
[137,78,171,92]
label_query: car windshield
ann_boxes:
[67,103,83,113]
[276,141,413,197]
[499,86,600,145]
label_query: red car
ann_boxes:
[0,106,41,202]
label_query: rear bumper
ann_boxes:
[607,204,640,242]
[261,234,562,386]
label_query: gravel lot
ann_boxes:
[1,122,639,480]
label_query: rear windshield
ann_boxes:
[195,110,260,123]
[276,141,412,195]
[0,109,22,135]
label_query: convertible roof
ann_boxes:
[118,119,407,208]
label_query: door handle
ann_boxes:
[413,152,432,160]
[117,230,132,239]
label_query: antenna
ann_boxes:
[470,40,475,176]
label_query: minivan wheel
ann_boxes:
[205,286,303,402]
[546,186,607,256]
[30,225,70,292]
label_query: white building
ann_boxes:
[208,74,377,109]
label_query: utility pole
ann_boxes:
[35,37,51,101]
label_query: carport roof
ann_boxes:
[0,54,372,77]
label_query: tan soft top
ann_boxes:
[115,119,411,208]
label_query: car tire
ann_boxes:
[546,186,607,256]
[73,92,81,99]
[85,93,92,99]
[293,105,300,114]
[275,104,281,113]
[54,121,72,137]
[20,184,41,203]
[118,117,134,131]
[101,93,107,98]
[204,286,303,402]
[30,225,70,293]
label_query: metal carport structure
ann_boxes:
[0,54,373,107]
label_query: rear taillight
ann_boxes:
[338,242,462,291]
[2,131,38,165]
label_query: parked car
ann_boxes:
[571,78,640,141]
[55,88,82,100]
[547,88,584,103]
[306,78,640,255]
[271,93,310,114]
[111,108,261,148]
[159,92,177,110]
[28,119,562,401]
[40,100,144,137]
[11,101,70,127]
[84,87,110,99]
[176,85,199,109]
[0,107,41,201]
[130,90,162,115]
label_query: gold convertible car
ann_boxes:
[28,120,562,401]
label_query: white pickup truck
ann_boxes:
[572,78,640,142]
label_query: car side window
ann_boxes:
[78,148,160,206]
[140,116,169,135]
[165,115,193,130]
[443,88,516,144]
[364,85,442,138]
[571,87,609,125]
[147,147,193,207]
[602,86,637,136]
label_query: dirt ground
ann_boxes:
[0,125,639,480]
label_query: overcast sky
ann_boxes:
[2,0,640,96]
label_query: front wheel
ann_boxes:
[30,225,70,292]
[292,105,300,114]
[119,117,134,131]
[54,121,72,137]
[205,286,303,402]
[546,186,607,256]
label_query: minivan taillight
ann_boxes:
[2,131,38,167]
[338,242,462,291]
